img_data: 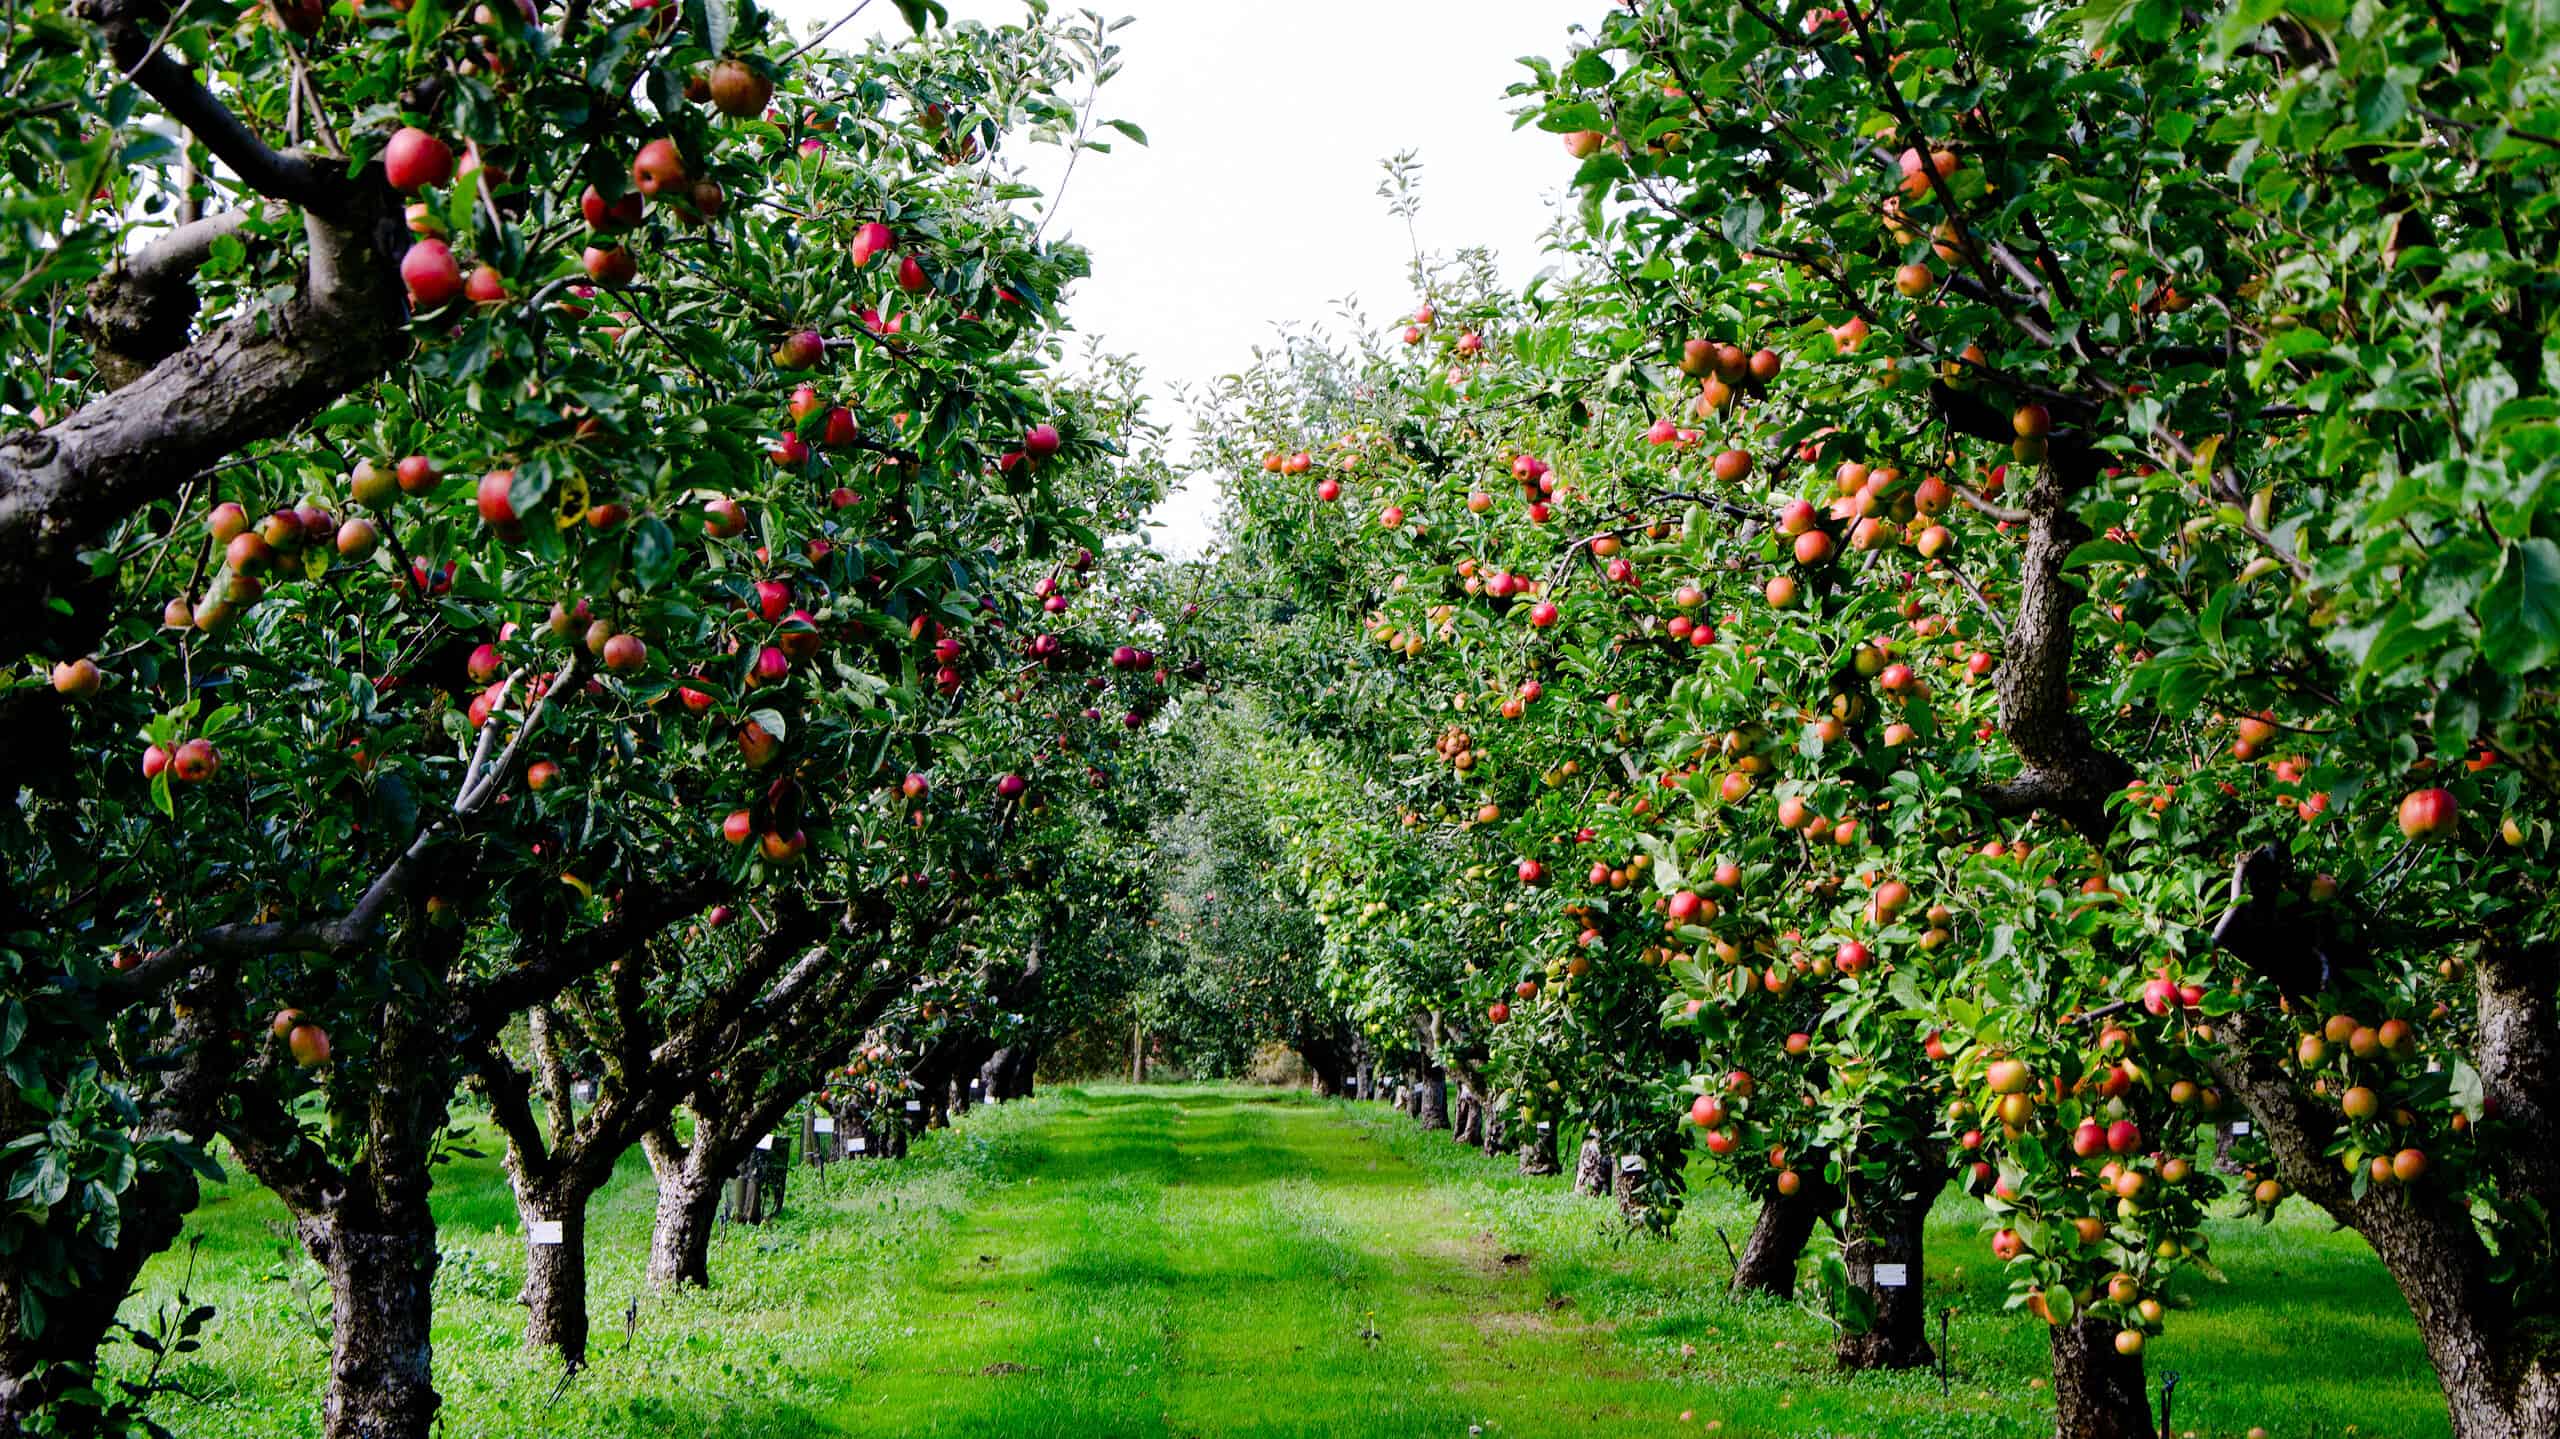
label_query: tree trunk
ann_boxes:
[1451,1089,1482,1145]
[1611,1153,1649,1218]
[1130,1016,1147,1082]
[1731,1174,1836,1300]
[2202,963,2560,1439]
[307,1217,440,1439]
[1519,1121,1561,1176]
[644,1137,721,1292]
[2346,1181,2560,1439]
[1482,1108,1505,1155]
[1415,1070,1449,1130]
[514,1181,593,1366]
[1572,1133,1610,1197]
[1354,1054,1374,1100]
[1835,1183,1933,1370]
[2050,1313,2155,1439]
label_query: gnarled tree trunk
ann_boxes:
[1415,1070,1449,1130]
[1731,1171,1837,1300]
[1572,1133,1611,1197]
[2050,1313,2155,1439]
[2201,944,2560,1439]
[643,1129,721,1291]
[306,1214,440,1439]
[1835,1182,1933,1370]
[1518,1121,1560,1176]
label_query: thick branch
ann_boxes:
[82,208,263,386]
[458,874,729,1023]
[0,201,402,658]
[86,0,342,215]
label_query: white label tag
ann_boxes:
[1537,1122,1552,1132]
[2230,1121,2252,1136]
[906,1100,922,1112]
[1620,1155,1645,1172]
[851,1137,868,1152]
[814,1115,835,1134]
[528,1220,564,1246]
[1875,1263,1909,1288]
[756,1134,774,1151]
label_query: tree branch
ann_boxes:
[89,0,342,215]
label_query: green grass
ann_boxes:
[113,1086,2449,1438]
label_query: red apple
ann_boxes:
[632,138,686,197]
[400,239,464,308]
[382,127,454,192]
[171,737,218,784]
[2398,787,2456,841]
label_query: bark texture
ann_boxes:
[1518,1123,1561,1177]
[1414,1070,1449,1131]
[306,1218,440,1439]
[642,1129,721,1292]
[1835,1183,1933,1370]
[516,1191,590,1366]
[1572,1133,1611,1197]
[1730,1172,1837,1300]
[2049,1314,2156,1439]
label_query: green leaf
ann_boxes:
[2042,1284,2076,1324]
[632,516,677,592]
[891,0,946,32]
[1101,119,1147,146]
[1567,50,1616,87]
[2063,539,2145,571]
[696,0,733,57]
[2478,538,2560,676]
[746,707,788,742]
[405,0,450,65]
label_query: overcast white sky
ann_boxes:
[767,0,1583,556]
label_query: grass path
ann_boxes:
[122,1084,2452,1438]
[832,1087,1519,1436]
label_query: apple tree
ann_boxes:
[1512,0,2560,1432]
[0,0,1161,1430]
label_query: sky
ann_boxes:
[765,0,1586,556]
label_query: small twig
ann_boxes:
[782,0,877,67]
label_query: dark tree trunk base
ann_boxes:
[518,1193,590,1367]
[1572,1134,1610,1197]
[1416,1072,1449,1131]
[1452,1090,1482,1146]
[310,1220,440,1439]
[1731,1174,1835,1300]
[647,1173,721,1292]
[1519,1123,1561,1176]
[1836,1185,1933,1370]
[2050,1314,2156,1439]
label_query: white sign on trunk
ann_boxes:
[814,1115,836,1134]
[2231,1121,2253,1136]
[906,1100,922,1112]
[756,1134,774,1151]
[1874,1262,1909,1288]
[851,1137,869,1152]
[528,1220,564,1246]
[1620,1155,1645,1173]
